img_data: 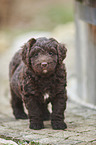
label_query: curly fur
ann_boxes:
[9,37,67,130]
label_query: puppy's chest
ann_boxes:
[37,77,56,94]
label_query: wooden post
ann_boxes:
[75,0,96,106]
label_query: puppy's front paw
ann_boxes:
[51,121,67,130]
[29,122,44,130]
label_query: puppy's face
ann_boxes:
[22,37,67,76]
[30,46,57,76]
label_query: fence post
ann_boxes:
[75,0,96,106]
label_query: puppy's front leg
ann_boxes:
[23,96,44,130]
[51,89,67,130]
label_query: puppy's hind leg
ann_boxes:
[10,87,28,119]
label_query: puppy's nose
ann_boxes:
[41,62,48,67]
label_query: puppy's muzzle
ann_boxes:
[41,62,48,73]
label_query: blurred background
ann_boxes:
[0,0,73,31]
[0,0,74,52]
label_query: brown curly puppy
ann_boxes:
[9,37,67,130]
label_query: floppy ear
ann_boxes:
[57,43,67,64]
[22,38,36,67]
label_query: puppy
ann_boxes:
[9,37,67,130]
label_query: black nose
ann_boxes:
[41,62,48,67]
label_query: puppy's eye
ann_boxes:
[34,53,38,57]
[49,52,53,55]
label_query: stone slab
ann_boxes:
[0,100,96,145]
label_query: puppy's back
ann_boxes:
[9,49,22,79]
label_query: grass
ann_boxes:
[46,5,73,24]
[36,4,74,30]
[18,140,40,145]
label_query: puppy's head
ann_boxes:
[22,37,67,76]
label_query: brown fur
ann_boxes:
[9,37,67,130]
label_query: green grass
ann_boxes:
[18,140,40,145]
[38,5,74,30]
[46,6,73,24]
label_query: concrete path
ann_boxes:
[0,23,96,144]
